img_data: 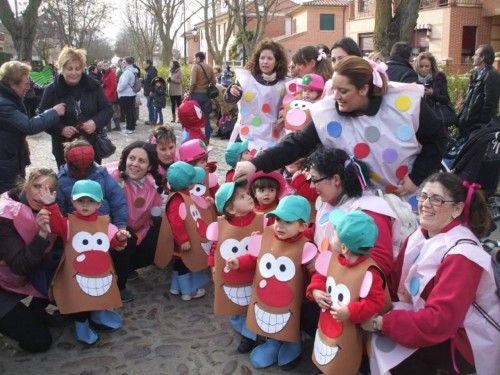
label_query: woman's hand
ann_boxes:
[361,315,383,332]
[61,126,78,139]
[80,120,97,134]
[180,241,191,252]
[234,161,256,182]
[424,87,433,97]
[312,289,332,311]
[395,175,417,197]
[116,229,131,242]
[229,84,242,97]
[36,209,51,237]
[39,184,56,205]
[52,103,66,116]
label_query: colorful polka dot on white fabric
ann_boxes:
[327,121,342,138]
[395,95,412,111]
[382,148,398,164]
[364,126,381,143]
[396,125,413,142]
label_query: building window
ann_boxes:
[359,33,374,55]
[320,14,335,31]
[358,0,370,13]
[292,18,297,34]
[461,26,477,64]
[218,24,221,41]
[410,29,429,55]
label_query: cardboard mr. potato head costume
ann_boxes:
[50,180,122,314]
[206,182,265,316]
[155,162,213,271]
[284,74,324,133]
[243,195,318,343]
[312,210,391,375]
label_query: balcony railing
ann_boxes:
[420,0,481,9]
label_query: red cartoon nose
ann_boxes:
[319,309,344,338]
[256,277,293,307]
[73,250,111,276]
[196,218,208,238]
[223,268,254,285]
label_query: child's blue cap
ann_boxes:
[167,161,206,191]
[225,140,249,168]
[215,182,237,213]
[328,210,378,255]
[71,179,103,202]
[266,195,311,224]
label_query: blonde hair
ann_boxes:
[16,168,57,192]
[0,61,31,86]
[57,46,87,71]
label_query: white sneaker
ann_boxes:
[169,288,180,296]
[181,288,206,301]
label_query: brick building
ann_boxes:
[186,0,499,73]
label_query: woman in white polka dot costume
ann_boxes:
[363,172,498,375]
[234,56,447,201]
[225,40,289,155]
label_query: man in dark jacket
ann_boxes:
[143,59,157,125]
[386,42,418,83]
[458,44,500,136]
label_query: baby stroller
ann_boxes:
[443,117,500,220]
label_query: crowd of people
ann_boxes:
[0,37,499,374]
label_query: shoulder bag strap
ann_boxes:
[197,63,211,85]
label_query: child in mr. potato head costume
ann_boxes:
[226,195,318,370]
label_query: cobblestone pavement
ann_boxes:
[0,98,317,375]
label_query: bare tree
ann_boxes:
[193,0,236,66]
[42,0,111,50]
[86,38,114,63]
[0,0,42,60]
[140,0,202,64]
[123,0,159,64]
[225,0,281,58]
[115,29,136,58]
[374,0,421,57]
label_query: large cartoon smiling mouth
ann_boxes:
[313,330,340,365]
[75,274,112,296]
[223,285,252,306]
[201,241,212,255]
[254,303,291,334]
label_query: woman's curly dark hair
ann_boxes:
[305,146,372,198]
[118,141,164,192]
[245,39,288,80]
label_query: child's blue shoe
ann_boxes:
[75,320,98,345]
[278,340,302,368]
[89,310,123,330]
[250,338,282,368]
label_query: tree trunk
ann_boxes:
[0,0,42,61]
[373,0,421,58]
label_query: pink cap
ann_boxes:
[298,73,324,92]
[178,139,212,163]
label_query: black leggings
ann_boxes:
[170,96,181,120]
[0,300,52,352]
[110,219,161,290]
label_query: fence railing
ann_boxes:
[420,0,481,9]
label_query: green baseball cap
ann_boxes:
[328,209,378,255]
[167,161,206,191]
[71,179,103,202]
[266,195,311,223]
[215,182,237,213]
[225,140,249,168]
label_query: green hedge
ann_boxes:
[0,52,13,65]
[157,63,192,94]
[447,73,470,110]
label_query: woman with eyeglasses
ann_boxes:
[234,56,447,199]
[300,147,399,341]
[362,172,498,375]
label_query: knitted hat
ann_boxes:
[328,210,378,255]
[224,140,249,168]
[178,139,212,163]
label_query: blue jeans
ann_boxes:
[190,92,212,140]
[146,95,155,122]
[154,107,163,124]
